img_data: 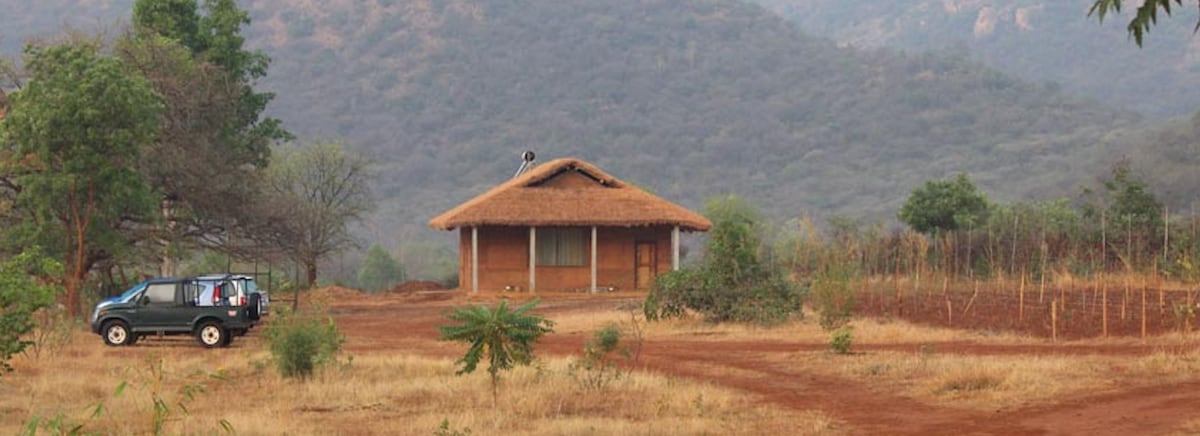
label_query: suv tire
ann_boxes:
[102,320,132,346]
[196,321,228,348]
[248,293,262,320]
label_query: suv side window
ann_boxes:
[182,283,203,305]
[144,283,177,305]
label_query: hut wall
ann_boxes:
[458,225,673,291]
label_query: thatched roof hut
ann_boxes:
[429,157,710,293]
[429,157,711,231]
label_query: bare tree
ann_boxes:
[265,141,373,290]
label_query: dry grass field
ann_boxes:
[3,288,1200,435]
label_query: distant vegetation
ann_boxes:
[3,0,1198,285]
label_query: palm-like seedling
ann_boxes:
[438,299,554,402]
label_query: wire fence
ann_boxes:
[850,274,1199,340]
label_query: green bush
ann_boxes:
[0,252,59,374]
[830,326,854,355]
[645,196,805,325]
[263,305,344,380]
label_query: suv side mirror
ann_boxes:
[140,295,151,306]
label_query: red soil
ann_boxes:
[328,291,1200,435]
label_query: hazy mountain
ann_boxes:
[0,0,1158,261]
[751,0,1200,118]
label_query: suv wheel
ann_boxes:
[102,320,132,346]
[247,293,262,320]
[196,321,228,348]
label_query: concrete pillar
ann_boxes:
[471,226,479,293]
[672,226,681,271]
[529,227,536,293]
[591,226,598,292]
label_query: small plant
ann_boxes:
[263,304,345,380]
[936,373,1003,394]
[24,306,79,360]
[830,325,854,355]
[438,299,554,403]
[570,323,629,390]
[1172,303,1197,334]
[433,418,472,436]
[0,252,59,374]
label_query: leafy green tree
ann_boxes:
[438,299,554,402]
[1090,0,1198,46]
[898,173,990,235]
[1103,162,1163,230]
[0,252,59,374]
[357,244,406,292]
[132,0,286,164]
[1,41,161,316]
[645,195,803,325]
[133,0,203,52]
[129,0,289,273]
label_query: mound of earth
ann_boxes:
[308,285,363,301]
[389,281,448,294]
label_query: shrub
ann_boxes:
[263,305,345,380]
[812,265,856,331]
[830,326,853,355]
[434,419,472,436]
[0,252,59,374]
[570,323,629,390]
[645,196,805,325]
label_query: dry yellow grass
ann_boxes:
[550,304,1038,345]
[0,331,841,436]
[765,347,1200,411]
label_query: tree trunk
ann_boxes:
[305,260,318,289]
[65,273,78,318]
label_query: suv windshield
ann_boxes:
[115,282,148,303]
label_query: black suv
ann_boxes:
[90,276,260,348]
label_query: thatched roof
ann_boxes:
[429,157,712,231]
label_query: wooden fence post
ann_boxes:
[1039,270,1046,303]
[1019,271,1026,322]
[946,298,953,327]
[1141,283,1147,342]
[1102,283,1108,338]
[1122,278,1128,321]
[1052,300,1058,342]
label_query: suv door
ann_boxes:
[139,282,185,330]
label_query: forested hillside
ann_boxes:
[0,0,1153,264]
[752,0,1200,118]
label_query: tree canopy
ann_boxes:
[1,40,162,315]
[357,244,405,292]
[898,173,991,235]
[1090,0,1200,46]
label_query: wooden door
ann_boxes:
[635,242,656,290]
